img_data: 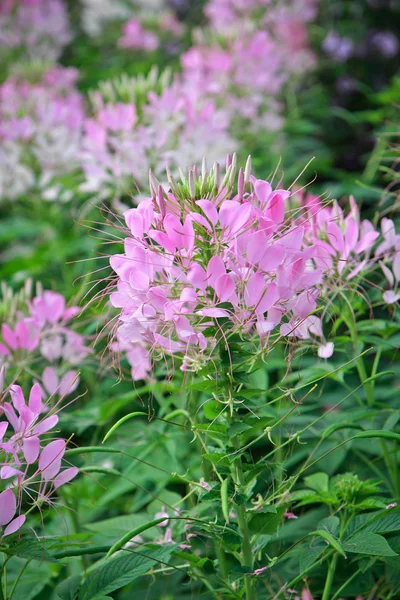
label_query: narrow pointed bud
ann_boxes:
[178,167,186,184]
[213,162,220,191]
[157,185,166,219]
[193,165,199,180]
[201,157,207,181]
[189,169,196,200]
[166,166,177,192]
[332,199,340,220]
[238,168,244,201]
[0,366,5,395]
[148,169,157,199]
[228,153,237,187]
[225,154,232,170]
[221,164,232,189]
[244,155,252,184]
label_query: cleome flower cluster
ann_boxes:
[109,156,400,380]
[0,66,84,201]
[181,0,317,132]
[0,0,72,63]
[109,156,326,378]
[0,378,78,537]
[0,282,92,395]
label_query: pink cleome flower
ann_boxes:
[0,382,78,537]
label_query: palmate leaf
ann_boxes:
[6,557,53,600]
[80,545,175,600]
[56,575,82,600]
[7,539,62,564]
[343,533,397,557]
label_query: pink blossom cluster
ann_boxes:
[80,81,233,199]
[300,193,400,304]
[180,0,316,132]
[0,0,72,62]
[118,18,159,52]
[117,11,184,51]
[0,67,84,202]
[0,288,92,397]
[109,158,327,379]
[0,380,78,537]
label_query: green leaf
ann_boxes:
[56,575,81,600]
[6,558,53,600]
[304,472,329,493]
[7,539,61,564]
[249,508,285,535]
[80,545,174,600]
[309,530,346,558]
[85,514,153,538]
[299,544,325,575]
[343,533,398,557]
[317,516,340,537]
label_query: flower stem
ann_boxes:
[322,553,339,600]
[234,459,255,600]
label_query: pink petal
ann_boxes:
[255,282,278,315]
[380,261,394,287]
[28,383,42,414]
[39,439,66,481]
[0,489,16,525]
[258,245,285,271]
[53,467,79,490]
[59,371,79,397]
[196,200,218,225]
[266,192,286,223]
[383,290,400,304]
[23,436,40,464]
[153,333,183,353]
[33,415,58,435]
[318,342,334,359]
[247,231,267,265]
[1,466,22,480]
[229,203,253,236]
[294,291,317,319]
[355,231,379,253]
[0,422,8,442]
[245,272,264,307]
[1,324,17,351]
[129,270,150,291]
[345,219,359,253]
[256,320,276,337]
[207,256,226,289]
[187,263,208,291]
[42,367,59,395]
[215,274,235,302]
[199,308,230,318]
[0,343,10,357]
[327,222,345,254]
[10,385,25,411]
[4,514,25,536]
[254,179,272,208]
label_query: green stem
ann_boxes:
[343,307,374,405]
[215,543,228,582]
[276,550,333,597]
[8,559,31,600]
[234,460,255,600]
[322,553,339,600]
[331,568,362,600]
